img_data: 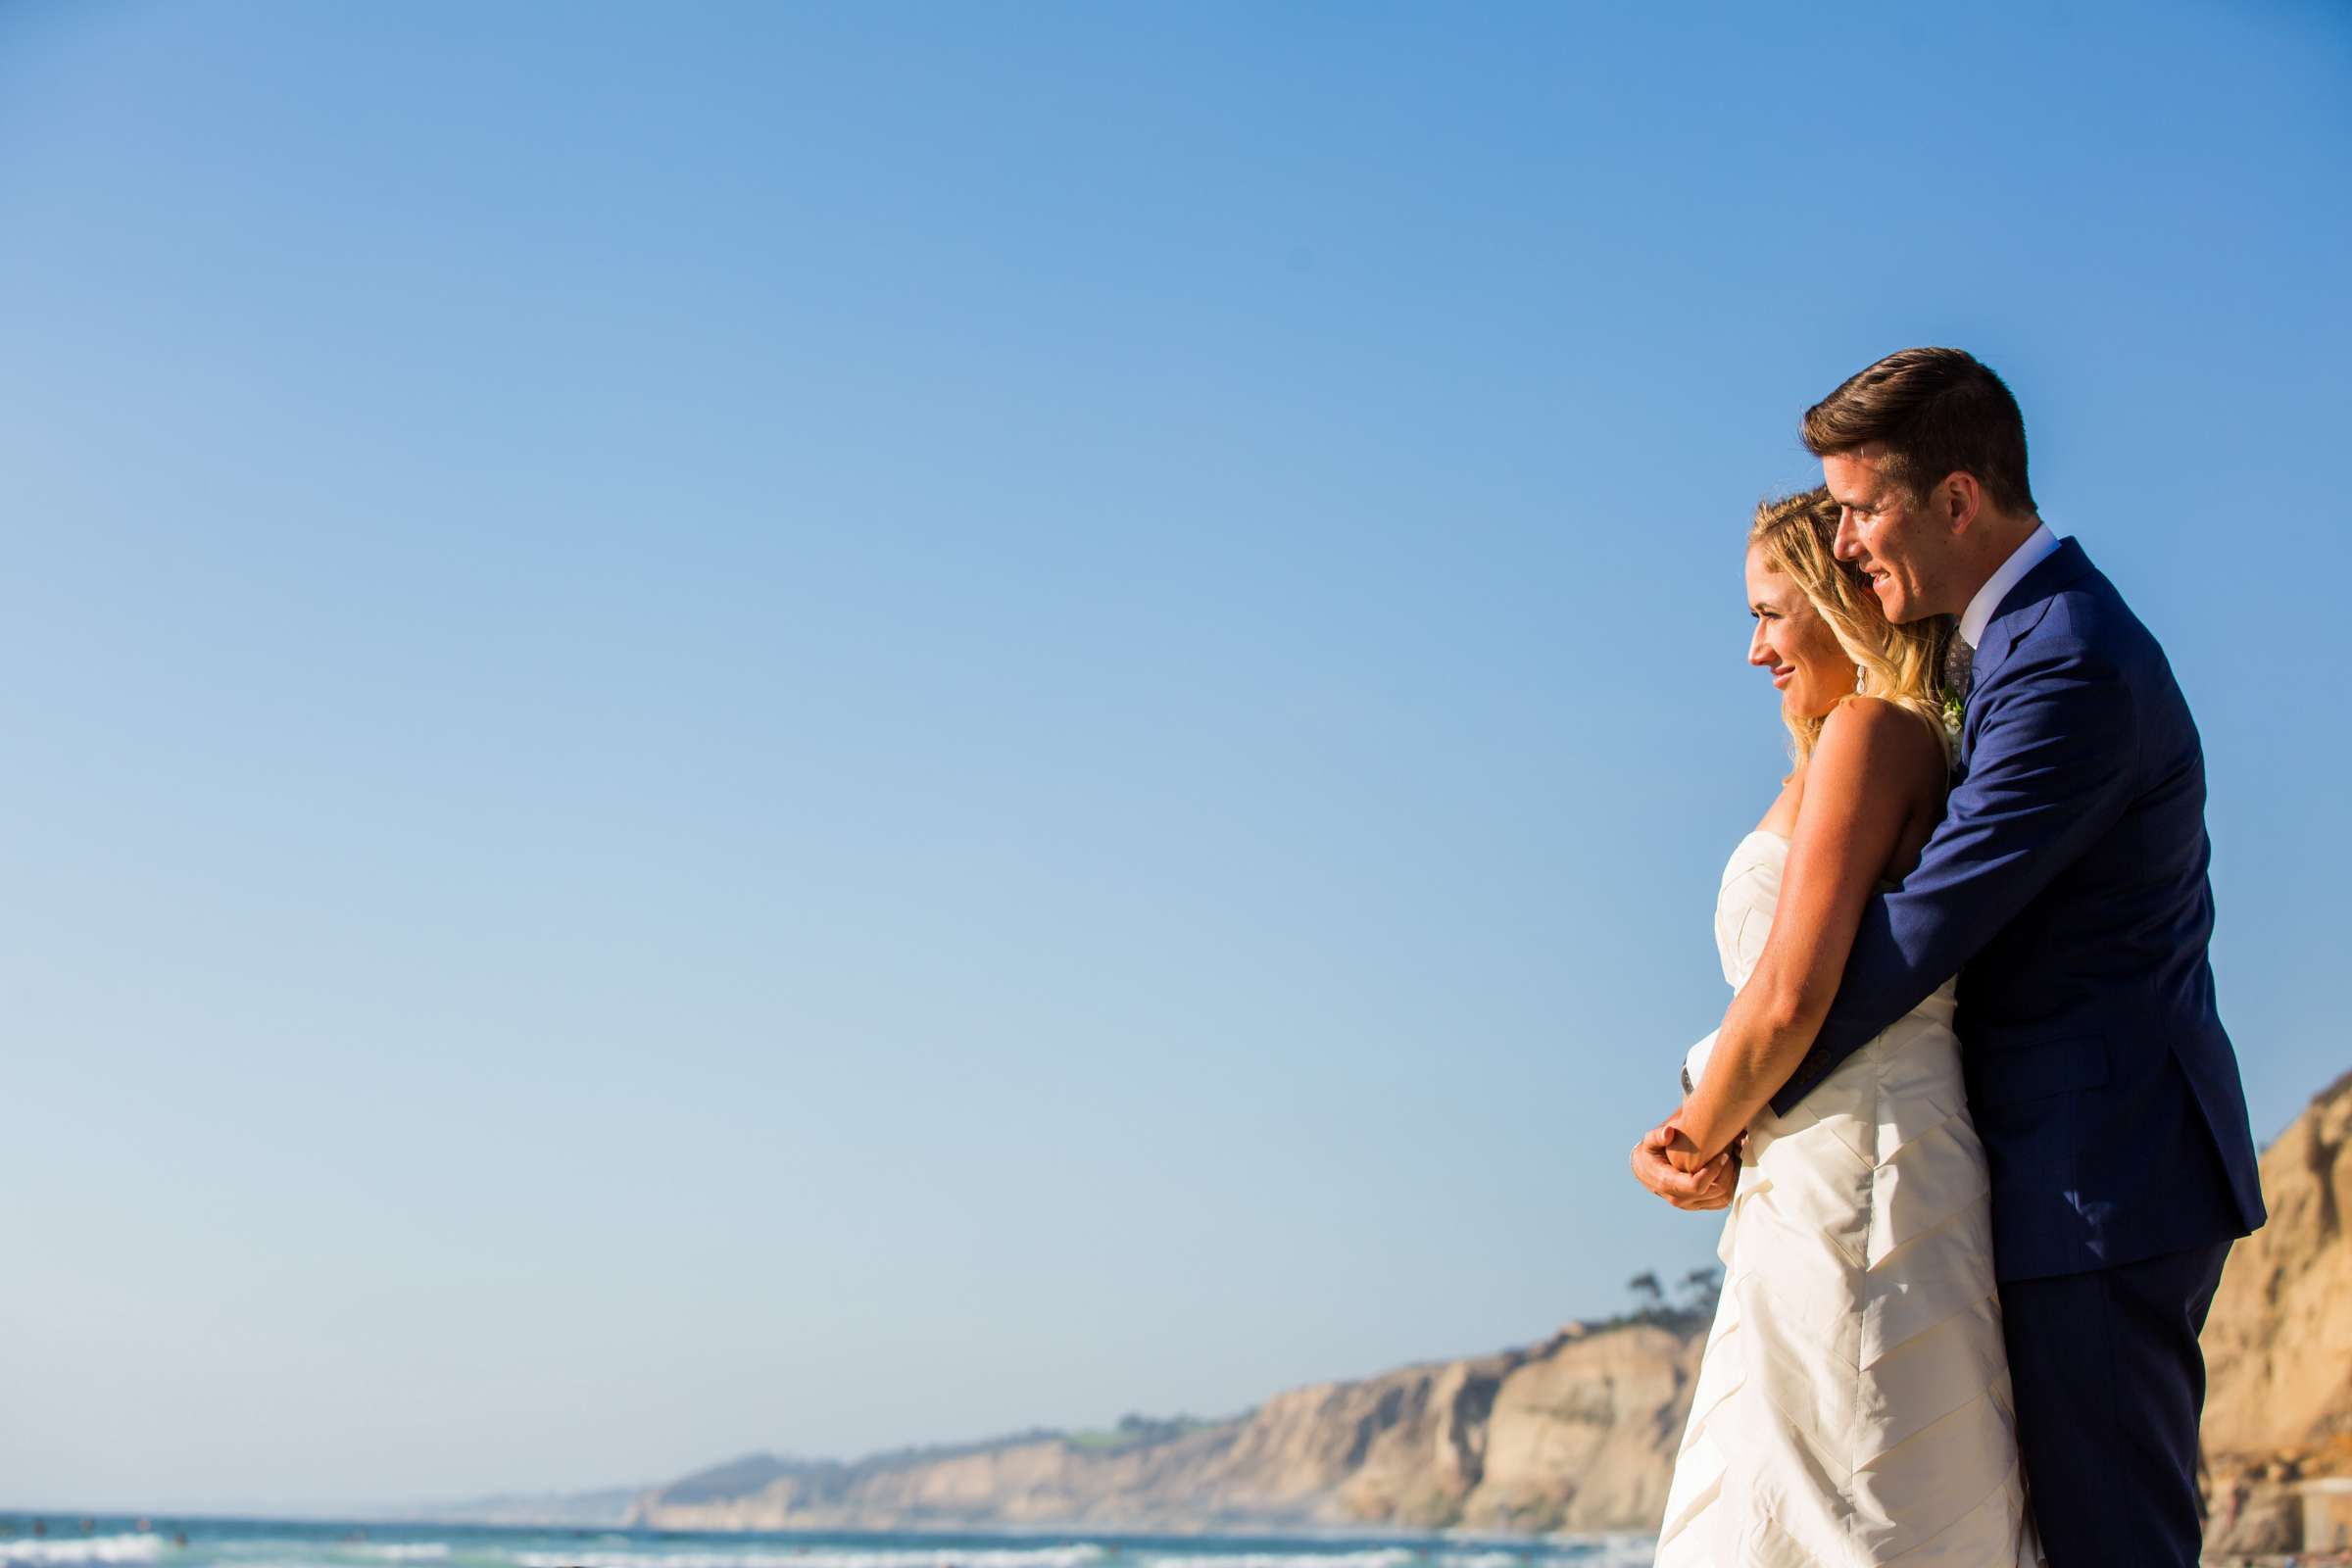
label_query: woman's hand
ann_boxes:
[1632,1115,1739,1210]
[1664,1122,1748,1174]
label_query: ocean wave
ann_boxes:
[511,1549,1107,1568]
[1135,1553,1420,1568]
[1,1540,167,1567]
[354,1550,451,1562]
[1554,1539,1654,1568]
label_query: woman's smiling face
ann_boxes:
[1745,542,1849,721]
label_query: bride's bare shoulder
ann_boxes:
[1815,696,1946,793]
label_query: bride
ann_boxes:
[1648,488,2042,1565]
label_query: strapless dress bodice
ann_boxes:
[1713,829,1788,990]
[1684,828,1955,1097]
[1713,828,1955,1010]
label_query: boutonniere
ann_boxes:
[1939,685,1966,734]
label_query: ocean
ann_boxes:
[0,1519,1656,1568]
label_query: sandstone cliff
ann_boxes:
[626,1319,1704,1534]
[2202,1068,2352,1558]
[2202,1067,2352,1469]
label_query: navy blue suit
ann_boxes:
[1769,537,2266,1564]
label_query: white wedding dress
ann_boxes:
[1653,828,2043,1567]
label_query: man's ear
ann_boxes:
[1938,470,1984,536]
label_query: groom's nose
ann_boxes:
[1833,508,1864,561]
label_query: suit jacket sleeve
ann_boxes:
[1766,633,2140,1115]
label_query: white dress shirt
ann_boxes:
[1958,520,2059,648]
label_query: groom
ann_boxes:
[1634,348,2266,1566]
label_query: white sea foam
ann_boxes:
[1136,1553,1419,1568]
[512,1549,1107,1568]
[355,1549,451,1562]
[1,1539,167,1567]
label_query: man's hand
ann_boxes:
[1630,1117,1738,1210]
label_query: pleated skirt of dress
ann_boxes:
[1653,997,2045,1567]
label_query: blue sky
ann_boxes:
[2,0,2346,1516]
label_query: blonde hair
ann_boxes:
[1749,487,1956,769]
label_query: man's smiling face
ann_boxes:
[1823,445,1949,624]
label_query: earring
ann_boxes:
[1854,665,1866,693]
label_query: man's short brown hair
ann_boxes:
[1801,347,2036,516]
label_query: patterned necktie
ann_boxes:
[1941,634,1976,706]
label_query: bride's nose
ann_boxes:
[1747,621,1774,666]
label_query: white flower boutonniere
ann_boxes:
[1933,686,1967,774]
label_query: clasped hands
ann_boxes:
[1629,1113,1744,1211]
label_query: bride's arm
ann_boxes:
[1668,699,1934,1166]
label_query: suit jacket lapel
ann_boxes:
[1959,536,2095,764]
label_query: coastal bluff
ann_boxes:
[441,1066,2351,1545]
[623,1322,1704,1534]
[2201,1067,2352,1557]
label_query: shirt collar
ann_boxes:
[1958,519,2059,648]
